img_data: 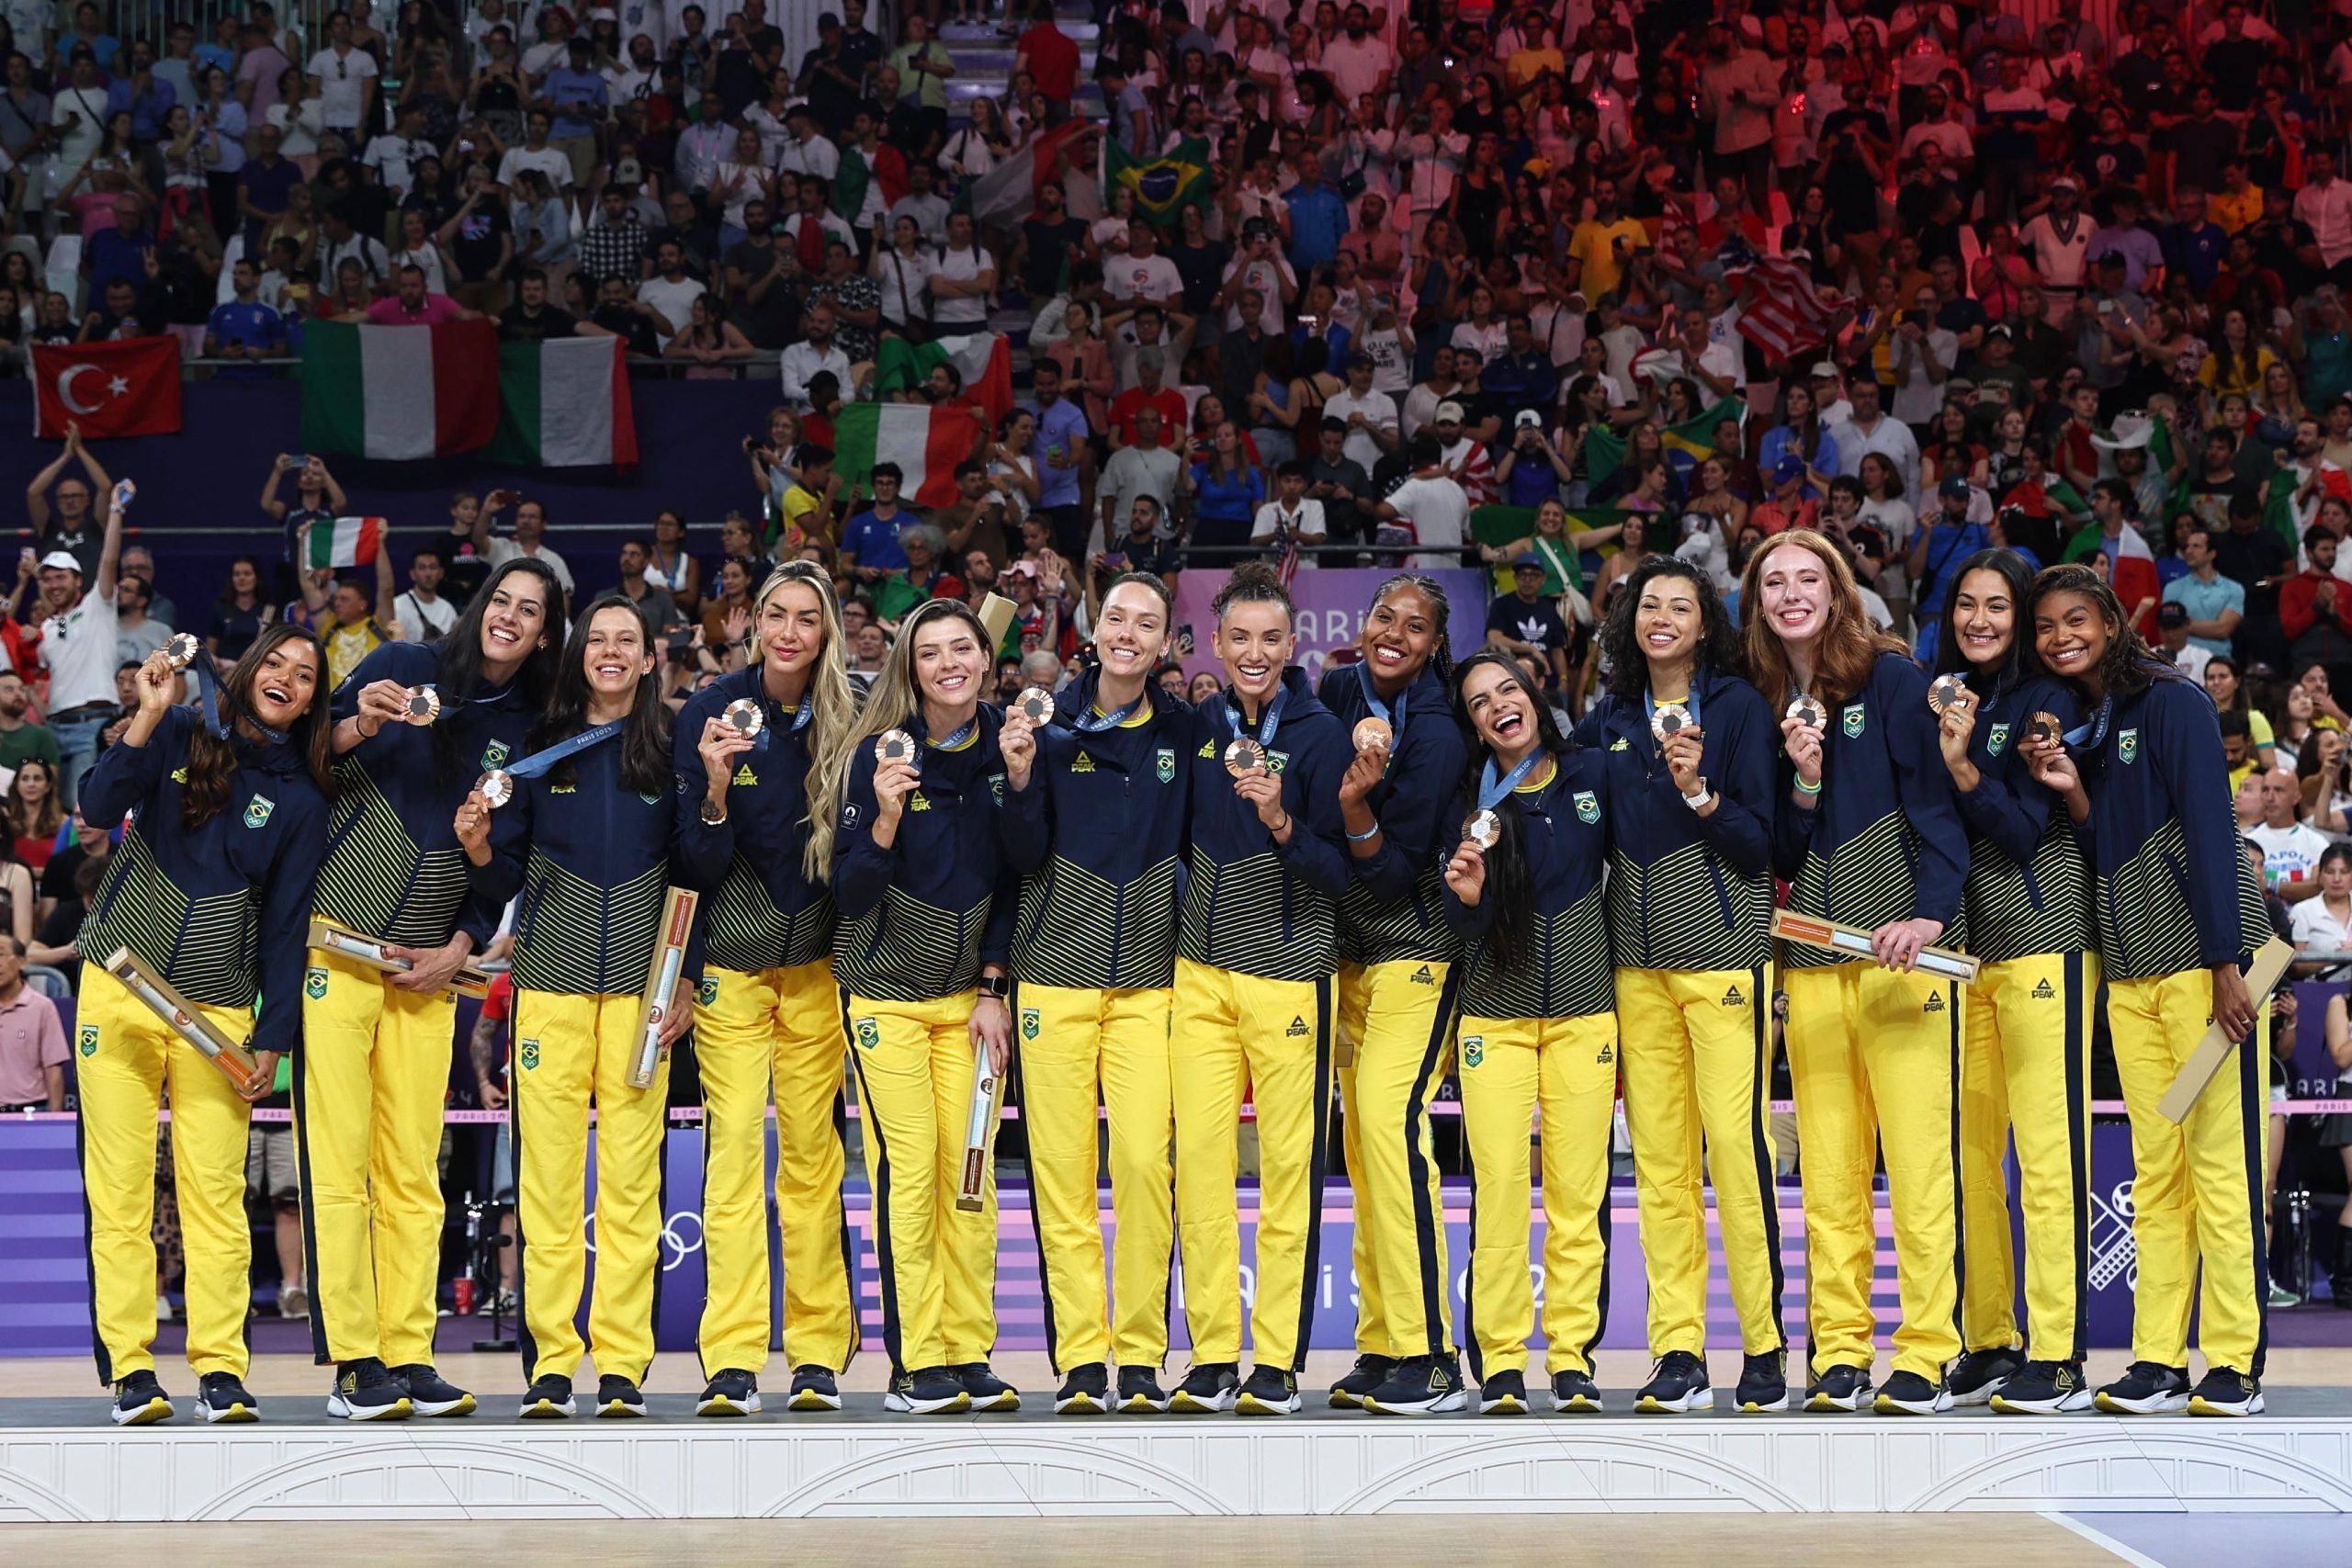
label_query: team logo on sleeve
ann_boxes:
[78,1024,97,1058]
[841,803,862,829]
[854,1018,881,1050]
[304,967,328,1000]
[1987,723,2011,756]
[1157,748,1176,783]
[1840,704,1866,739]
[481,740,512,770]
[2119,728,2140,764]
[518,1039,540,1071]
[1461,1035,1484,1068]
[1021,1007,1040,1041]
[989,773,1006,805]
[1573,789,1600,824]
[696,977,718,1007]
[1268,751,1290,775]
[243,795,276,829]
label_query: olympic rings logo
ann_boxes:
[582,1208,707,1271]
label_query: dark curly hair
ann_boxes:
[2026,561,2177,705]
[1600,554,1743,705]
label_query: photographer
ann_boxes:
[1493,410,1576,509]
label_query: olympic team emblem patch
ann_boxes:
[1021,1007,1040,1041]
[243,794,276,829]
[481,739,512,770]
[1573,790,1600,824]
[518,1039,540,1071]
[854,1018,880,1050]
[2119,728,2140,764]
[1841,704,1865,739]
[1157,747,1176,783]
[1987,722,2010,756]
[1461,1035,1484,1069]
[696,977,718,1007]
[79,1024,97,1058]
[304,967,328,1000]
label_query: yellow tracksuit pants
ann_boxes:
[1169,956,1332,1370]
[293,944,458,1369]
[1015,982,1176,1371]
[510,989,672,1386]
[1781,962,1963,1382]
[1960,951,2097,1362]
[844,988,999,1373]
[1455,1011,1618,1378]
[75,965,255,1384]
[1615,964,1785,1359]
[694,960,858,1377]
[1337,959,1457,1360]
[2107,969,2270,1376]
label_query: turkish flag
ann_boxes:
[31,337,184,439]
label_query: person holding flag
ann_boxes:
[456,592,693,1421]
[675,562,865,1417]
[299,558,561,1424]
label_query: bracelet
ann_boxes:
[1346,821,1382,842]
[1793,774,1822,795]
[1270,814,1293,837]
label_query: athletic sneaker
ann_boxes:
[519,1374,575,1418]
[392,1364,475,1417]
[1054,1363,1109,1415]
[1115,1365,1169,1414]
[954,1362,1021,1412]
[1236,1365,1301,1416]
[697,1368,761,1417]
[596,1375,648,1418]
[1169,1361,1239,1414]
[2267,1281,2302,1309]
[1634,1350,1713,1413]
[1990,1360,2093,1416]
[884,1366,970,1415]
[196,1371,260,1424]
[1946,1346,2024,1407]
[788,1364,842,1412]
[1804,1364,1873,1413]
[327,1357,413,1421]
[111,1371,173,1427]
[1735,1351,1790,1412]
[1874,1370,1953,1416]
[1550,1371,1602,1413]
[2094,1361,2190,1416]
[2188,1367,2264,1417]
[1363,1354,1467,1415]
[277,1281,309,1320]
[1327,1352,1397,1409]
[1477,1369,1529,1416]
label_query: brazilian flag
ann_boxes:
[1584,399,1747,491]
[1105,137,1214,227]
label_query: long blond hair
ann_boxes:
[737,562,862,883]
[806,597,992,882]
[1738,528,1906,707]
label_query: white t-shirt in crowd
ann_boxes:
[1384,473,1469,553]
[307,45,379,129]
[393,590,458,641]
[928,244,995,326]
[483,538,575,597]
[40,589,120,712]
[2248,819,2331,891]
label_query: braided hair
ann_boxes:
[1367,570,1457,686]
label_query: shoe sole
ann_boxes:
[788,1389,844,1412]
[883,1393,973,1414]
[326,1394,414,1421]
[2094,1392,2188,1416]
[1363,1390,1468,1415]
[598,1401,648,1418]
[969,1392,1021,1412]
[1117,1394,1168,1413]
[696,1393,762,1416]
[1991,1390,2096,1415]
[111,1397,173,1427]
[1634,1389,1715,1414]
[1873,1394,1953,1416]
[1736,1393,1792,1412]
[1169,1391,1237,1413]
[1236,1393,1301,1416]
[519,1398,576,1418]
[1479,1394,1528,1415]
[197,1401,259,1424]
[1804,1392,1871,1412]
[1055,1393,1105,1414]
[2188,1394,2265,1416]
[1327,1389,1368,1409]
[1553,1393,1604,1414]
[412,1393,476,1417]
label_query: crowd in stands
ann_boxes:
[11,1,2352,1303]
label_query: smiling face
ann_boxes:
[1634,570,1705,671]
[2033,588,2109,682]
[910,610,987,711]
[1951,567,2016,671]
[1756,541,1833,651]
[755,577,828,680]
[478,570,550,670]
[1462,660,1539,759]
[581,604,654,704]
[1217,600,1295,704]
[245,636,322,731]
[1095,580,1170,685]
[1361,583,1441,685]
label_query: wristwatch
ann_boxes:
[1683,780,1713,812]
[977,974,1011,1001]
[699,798,728,826]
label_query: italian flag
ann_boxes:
[971,118,1093,227]
[831,402,985,508]
[301,319,500,459]
[304,515,384,570]
[871,333,1015,423]
[486,336,639,468]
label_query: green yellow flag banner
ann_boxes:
[1104,136,1213,226]
[1583,399,1746,491]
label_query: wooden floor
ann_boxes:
[0,1517,2137,1566]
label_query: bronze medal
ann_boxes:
[1650,702,1692,742]
[2027,710,2063,746]
[1015,685,1055,724]
[1785,694,1826,730]
[723,697,764,738]
[1224,737,1267,776]
[1928,672,1968,715]
[164,632,202,669]
[476,769,514,809]
[1352,716,1394,753]
[405,685,441,725]
[876,728,917,765]
[1464,808,1501,849]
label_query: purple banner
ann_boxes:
[2290,980,2348,1100]
[1170,568,1491,687]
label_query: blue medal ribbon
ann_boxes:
[1225,682,1290,749]
[1477,750,1546,811]
[925,711,980,754]
[503,719,624,779]
[2064,694,2113,751]
[1072,693,1148,733]
[1357,662,1407,755]
[1644,685,1701,738]
[188,658,288,746]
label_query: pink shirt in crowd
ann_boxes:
[365,292,465,325]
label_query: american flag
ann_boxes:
[1730,256,1842,362]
